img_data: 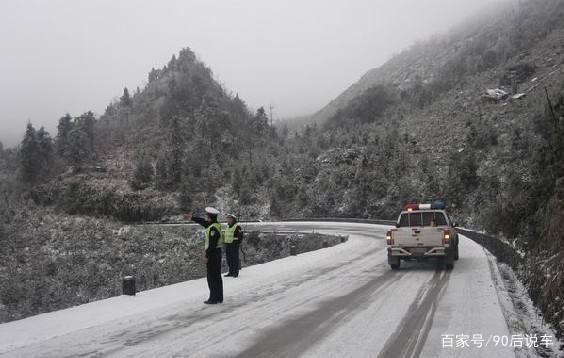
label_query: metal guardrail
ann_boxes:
[278,218,396,225]
[456,228,522,269]
[141,218,397,226]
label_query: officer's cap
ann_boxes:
[226,214,238,220]
[205,207,220,215]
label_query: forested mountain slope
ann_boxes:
[292,0,564,238]
[311,0,561,123]
[3,0,563,233]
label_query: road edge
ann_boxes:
[482,244,563,357]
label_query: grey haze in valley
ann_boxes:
[0,0,503,147]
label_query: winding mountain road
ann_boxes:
[0,222,516,357]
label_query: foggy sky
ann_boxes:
[0,0,504,147]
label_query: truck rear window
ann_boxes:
[422,212,447,226]
[398,212,447,227]
[410,213,422,226]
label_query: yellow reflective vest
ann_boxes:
[223,223,240,244]
[205,223,223,249]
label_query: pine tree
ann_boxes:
[105,104,117,116]
[120,87,132,107]
[79,111,96,153]
[253,107,269,137]
[148,68,161,83]
[20,123,40,183]
[56,113,73,158]
[66,125,90,171]
[36,127,54,178]
[168,54,177,70]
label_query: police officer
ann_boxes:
[186,207,223,304]
[223,214,243,277]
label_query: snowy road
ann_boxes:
[0,222,516,357]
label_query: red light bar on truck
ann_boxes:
[403,201,446,211]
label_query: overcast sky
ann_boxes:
[0,0,505,147]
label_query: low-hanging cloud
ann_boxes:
[0,0,507,147]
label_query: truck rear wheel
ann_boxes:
[437,256,454,270]
[445,252,455,270]
[388,254,400,270]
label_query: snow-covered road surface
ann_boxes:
[0,222,516,357]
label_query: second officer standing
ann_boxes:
[223,214,243,277]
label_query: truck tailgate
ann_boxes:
[395,227,444,247]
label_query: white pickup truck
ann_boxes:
[386,202,459,270]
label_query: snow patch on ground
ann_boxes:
[485,249,564,357]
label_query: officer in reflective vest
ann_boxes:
[186,207,224,304]
[223,214,243,277]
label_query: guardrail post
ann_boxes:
[123,276,136,296]
[290,244,297,256]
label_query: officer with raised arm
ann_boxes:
[186,207,223,304]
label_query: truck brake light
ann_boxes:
[386,230,394,245]
[443,230,451,245]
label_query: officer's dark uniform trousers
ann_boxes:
[192,216,223,303]
[207,247,223,302]
[225,245,239,277]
